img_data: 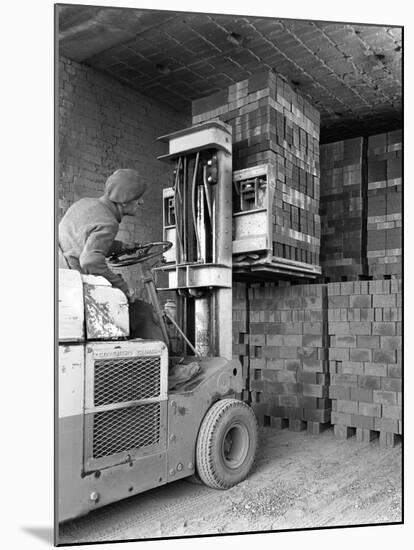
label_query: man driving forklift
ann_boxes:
[58,168,165,341]
[59,168,145,300]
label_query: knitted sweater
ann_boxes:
[59,196,129,294]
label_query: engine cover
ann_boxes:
[82,275,129,340]
[59,269,85,342]
[58,269,129,342]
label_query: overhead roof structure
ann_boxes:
[58,5,402,142]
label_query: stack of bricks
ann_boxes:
[320,137,366,282]
[327,279,402,448]
[232,282,249,398]
[247,283,331,434]
[192,70,320,269]
[367,130,402,278]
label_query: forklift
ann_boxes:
[57,121,258,523]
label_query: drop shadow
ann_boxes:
[21,526,54,545]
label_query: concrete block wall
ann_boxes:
[320,129,402,282]
[237,282,331,434]
[233,277,402,445]
[58,55,190,292]
[327,279,402,447]
[367,130,402,278]
[320,137,366,281]
[232,282,249,395]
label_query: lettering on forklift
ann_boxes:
[92,349,160,359]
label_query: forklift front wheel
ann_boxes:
[196,398,258,489]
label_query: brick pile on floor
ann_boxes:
[232,281,249,399]
[247,282,330,434]
[367,130,402,278]
[327,279,402,448]
[192,69,320,270]
[320,137,366,282]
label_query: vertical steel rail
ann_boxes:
[195,296,210,356]
[212,184,217,263]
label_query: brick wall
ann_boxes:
[58,55,190,292]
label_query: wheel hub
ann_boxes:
[221,422,249,469]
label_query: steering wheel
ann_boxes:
[107,241,173,267]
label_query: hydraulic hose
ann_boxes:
[191,151,201,261]
[183,156,187,262]
[202,164,213,220]
[173,157,184,260]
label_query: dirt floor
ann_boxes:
[58,426,402,545]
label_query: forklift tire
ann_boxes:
[195,398,258,490]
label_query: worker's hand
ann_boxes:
[126,288,138,303]
[122,242,136,254]
[122,241,142,254]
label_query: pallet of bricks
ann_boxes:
[246,282,330,434]
[192,70,320,270]
[367,130,402,278]
[232,282,249,399]
[320,137,366,281]
[327,279,402,448]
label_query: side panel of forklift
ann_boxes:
[58,344,84,522]
[59,419,168,522]
[166,357,243,483]
[58,340,170,522]
[58,270,84,342]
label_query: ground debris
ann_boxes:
[229,484,299,520]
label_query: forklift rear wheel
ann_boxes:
[196,398,258,489]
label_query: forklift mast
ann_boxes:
[157,121,233,360]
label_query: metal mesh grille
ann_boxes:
[92,403,161,458]
[94,356,161,406]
